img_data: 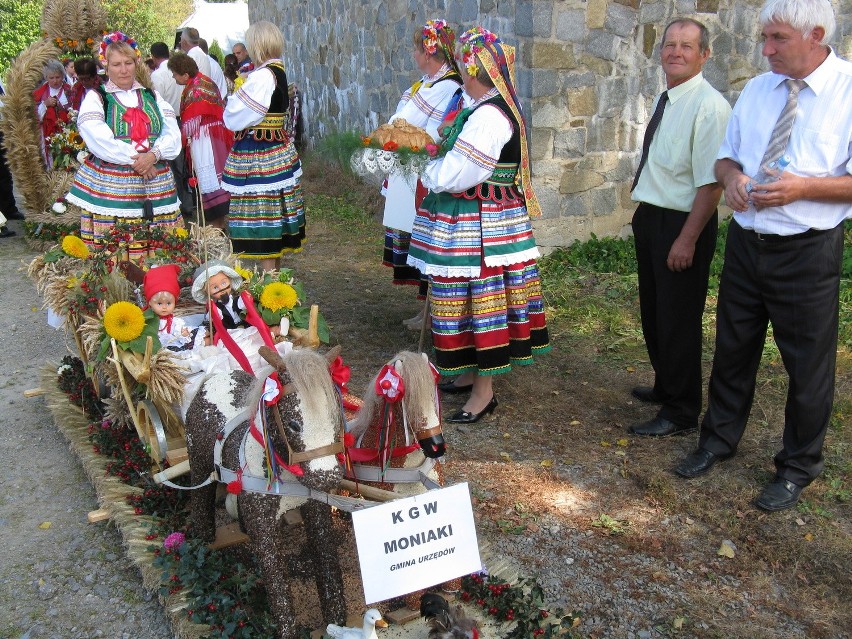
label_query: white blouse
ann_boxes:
[224,61,281,132]
[422,89,513,194]
[76,80,181,164]
[389,64,462,141]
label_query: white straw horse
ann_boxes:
[345,351,446,497]
[184,346,346,639]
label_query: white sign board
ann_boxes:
[351,483,481,605]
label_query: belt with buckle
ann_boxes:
[744,227,829,243]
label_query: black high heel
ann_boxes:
[438,380,473,394]
[447,396,498,424]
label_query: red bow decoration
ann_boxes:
[226,469,243,494]
[161,314,173,333]
[122,106,151,152]
[375,364,405,402]
[329,356,350,391]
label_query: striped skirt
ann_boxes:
[430,259,550,376]
[222,136,305,259]
[67,157,179,216]
[383,228,427,297]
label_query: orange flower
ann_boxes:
[410,145,421,152]
[361,136,372,146]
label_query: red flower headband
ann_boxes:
[459,26,499,76]
[99,31,140,65]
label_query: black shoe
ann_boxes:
[631,385,663,403]
[0,226,15,238]
[628,416,695,437]
[447,396,498,424]
[438,380,473,395]
[754,477,803,512]
[4,210,25,220]
[674,448,731,478]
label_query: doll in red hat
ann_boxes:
[143,264,193,351]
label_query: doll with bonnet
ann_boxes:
[143,264,193,351]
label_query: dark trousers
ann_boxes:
[699,220,844,486]
[0,131,19,216]
[171,147,197,220]
[633,203,718,428]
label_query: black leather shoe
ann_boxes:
[438,380,473,395]
[631,385,663,403]
[674,448,730,478]
[628,416,695,437]
[754,477,803,512]
[0,226,15,238]
[4,209,25,220]
[447,396,498,424]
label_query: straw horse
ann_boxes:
[184,346,346,639]
[345,351,446,496]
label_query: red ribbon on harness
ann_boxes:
[122,106,151,152]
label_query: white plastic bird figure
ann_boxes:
[326,608,388,639]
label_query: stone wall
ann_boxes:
[250,0,852,249]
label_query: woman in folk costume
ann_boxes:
[382,19,463,330]
[66,32,182,260]
[222,21,304,271]
[33,59,72,167]
[407,27,550,423]
[168,52,233,230]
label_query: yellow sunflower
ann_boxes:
[61,235,90,259]
[260,282,298,312]
[103,301,146,342]
[173,227,189,239]
[234,262,253,281]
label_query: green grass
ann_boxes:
[540,218,852,352]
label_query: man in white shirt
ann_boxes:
[180,27,212,79]
[149,42,182,113]
[675,0,852,512]
[199,38,228,99]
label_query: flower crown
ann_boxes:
[458,26,499,77]
[98,31,140,64]
[422,19,452,56]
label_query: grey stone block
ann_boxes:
[555,10,586,43]
[516,1,553,38]
[639,2,667,24]
[564,71,597,89]
[560,192,592,217]
[532,68,560,95]
[597,77,628,118]
[591,185,617,217]
[605,2,638,39]
[554,128,587,159]
[461,0,479,21]
[586,30,622,62]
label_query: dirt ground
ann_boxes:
[289,158,851,639]
[2,156,849,639]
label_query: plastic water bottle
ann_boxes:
[746,154,791,194]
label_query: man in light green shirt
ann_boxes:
[628,18,731,437]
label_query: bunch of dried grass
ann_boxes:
[146,350,187,408]
[28,254,78,315]
[41,0,107,42]
[188,223,232,263]
[0,39,58,216]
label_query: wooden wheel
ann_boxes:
[137,399,169,468]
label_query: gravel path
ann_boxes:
[0,229,173,639]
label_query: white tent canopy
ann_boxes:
[177,0,250,54]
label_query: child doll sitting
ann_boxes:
[143,264,194,352]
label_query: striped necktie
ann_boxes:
[759,79,806,167]
[631,91,668,192]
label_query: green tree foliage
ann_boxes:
[208,39,224,65]
[0,0,193,77]
[0,0,43,77]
